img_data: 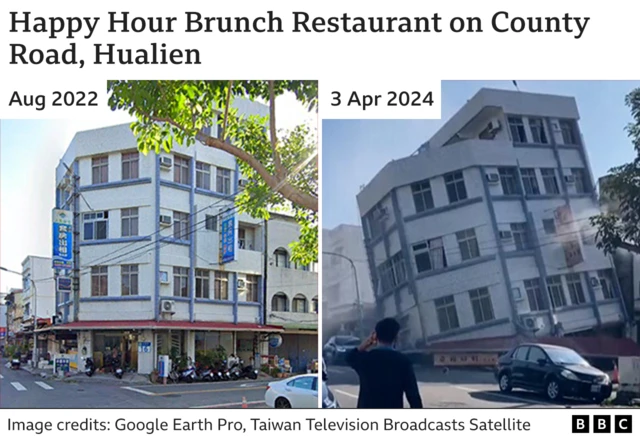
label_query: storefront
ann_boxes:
[268,325,318,373]
[53,320,283,374]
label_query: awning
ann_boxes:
[51,320,284,333]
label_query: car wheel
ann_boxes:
[546,379,562,402]
[275,397,291,409]
[498,373,512,393]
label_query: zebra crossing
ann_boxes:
[1,374,55,392]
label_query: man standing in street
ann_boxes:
[346,317,423,408]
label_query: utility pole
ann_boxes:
[322,252,364,339]
[262,219,268,326]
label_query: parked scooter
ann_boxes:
[239,360,259,380]
[84,357,96,377]
[11,355,20,370]
[179,358,197,383]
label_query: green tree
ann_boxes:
[591,88,640,255]
[108,80,318,264]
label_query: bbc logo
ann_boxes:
[572,415,633,433]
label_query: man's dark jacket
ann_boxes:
[346,346,423,408]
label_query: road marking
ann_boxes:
[191,400,266,409]
[11,382,27,391]
[453,385,553,406]
[334,389,358,399]
[122,387,156,396]
[35,381,53,390]
[0,374,4,379]
[154,386,266,396]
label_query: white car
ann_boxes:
[265,374,319,408]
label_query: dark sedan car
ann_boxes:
[495,343,612,404]
[323,336,361,365]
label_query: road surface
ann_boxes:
[1,364,272,409]
[326,365,604,408]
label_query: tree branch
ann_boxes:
[221,80,233,140]
[269,80,285,179]
[617,241,640,254]
[135,106,318,212]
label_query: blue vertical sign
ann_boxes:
[52,209,73,270]
[220,215,236,264]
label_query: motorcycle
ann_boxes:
[109,355,124,379]
[229,362,242,381]
[11,356,20,370]
[84,357,96,377]
[179,358,197,383]
[239,360,259,380]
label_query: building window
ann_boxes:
[546,275,567,308]
[498,167,519,195]
[195,162,211,190]
[411,179,434,213]
[173,267,189,298]
[542,218,556,234]
[121,152,139,180]
[292,294,308,313]
[456,228,480,261]
[205,215,217,231]
[469,287,495,324]
[566,273,586,305]
[571,168,589,194]
[272,292,288,311]
[435,295,460,332]
[378,252,407,292]
[238,228,247,249]
[508,116,527,143]
[195,269,210,299]
[520,168,540,195]
[92,156,109,184]
[121,264,138,296]
[541,168,560,195]
[245,275,259,302]
[559,120,577,145]
[365,204,387,239]
[174,156,190,185]
[444,171,468,204]
[214,271,229,300]
[91,266,108,297]
[121,207,139,237]
[510,223,530,250]
[598,269,615,299]
[412,238,447,273]
[216,167,232,194]
[83,211,108,241]
[312,296,318,313]
[524,278,548,311]
[274,249,289,268]
[173,211,189,240]
[529,118,548,144]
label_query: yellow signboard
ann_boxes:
[434,353,498,366]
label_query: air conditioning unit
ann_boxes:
[237,279,246,290]
[159,215,172,226]
[238,179,249,188]
[487,118,502,132]
[486,173,500,184]
[159,156,172,169]
[160,300,176,314]
[590,277,600,287]
[564,175,576,184]
[522,316,544,331]
[499,230,513,240]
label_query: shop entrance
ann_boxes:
[93,331,139,372]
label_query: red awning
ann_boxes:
[428,334,640,358]
[51,320,284,333]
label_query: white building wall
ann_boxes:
[21,256,55,320]
[356,88,625,345]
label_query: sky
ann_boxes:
[322,80,640,230]
[0,92,315,293]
